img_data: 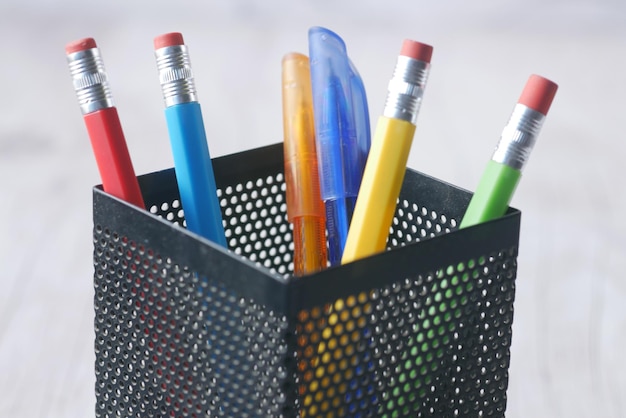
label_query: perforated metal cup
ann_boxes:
[93,143,519,417]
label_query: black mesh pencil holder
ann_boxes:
[93,143,520,418]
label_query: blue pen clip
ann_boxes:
[348,59,371,184]
[308,26,371,265]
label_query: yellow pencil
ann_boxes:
[342,40,433,264]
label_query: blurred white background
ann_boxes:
[0,1,624,416]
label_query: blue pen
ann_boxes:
[308,26,371,265]
[154,32,227,247]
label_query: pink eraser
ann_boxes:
[518,74,558,116]
[400,39,433,63]
[65,38,97,55]
[154,32,185,50]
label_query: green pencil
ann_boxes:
[460,74,558,228]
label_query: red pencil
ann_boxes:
[66,38,145,208]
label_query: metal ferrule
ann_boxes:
[382,55,430,124]
[155,45,197,107]
[492,104,546,171]
[67,48,114,114]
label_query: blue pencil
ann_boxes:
[153,32,226,247]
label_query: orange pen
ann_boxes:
[281,53,328,275]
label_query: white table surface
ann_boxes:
[1,1,624,416]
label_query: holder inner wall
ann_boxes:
[93,143,520,417]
